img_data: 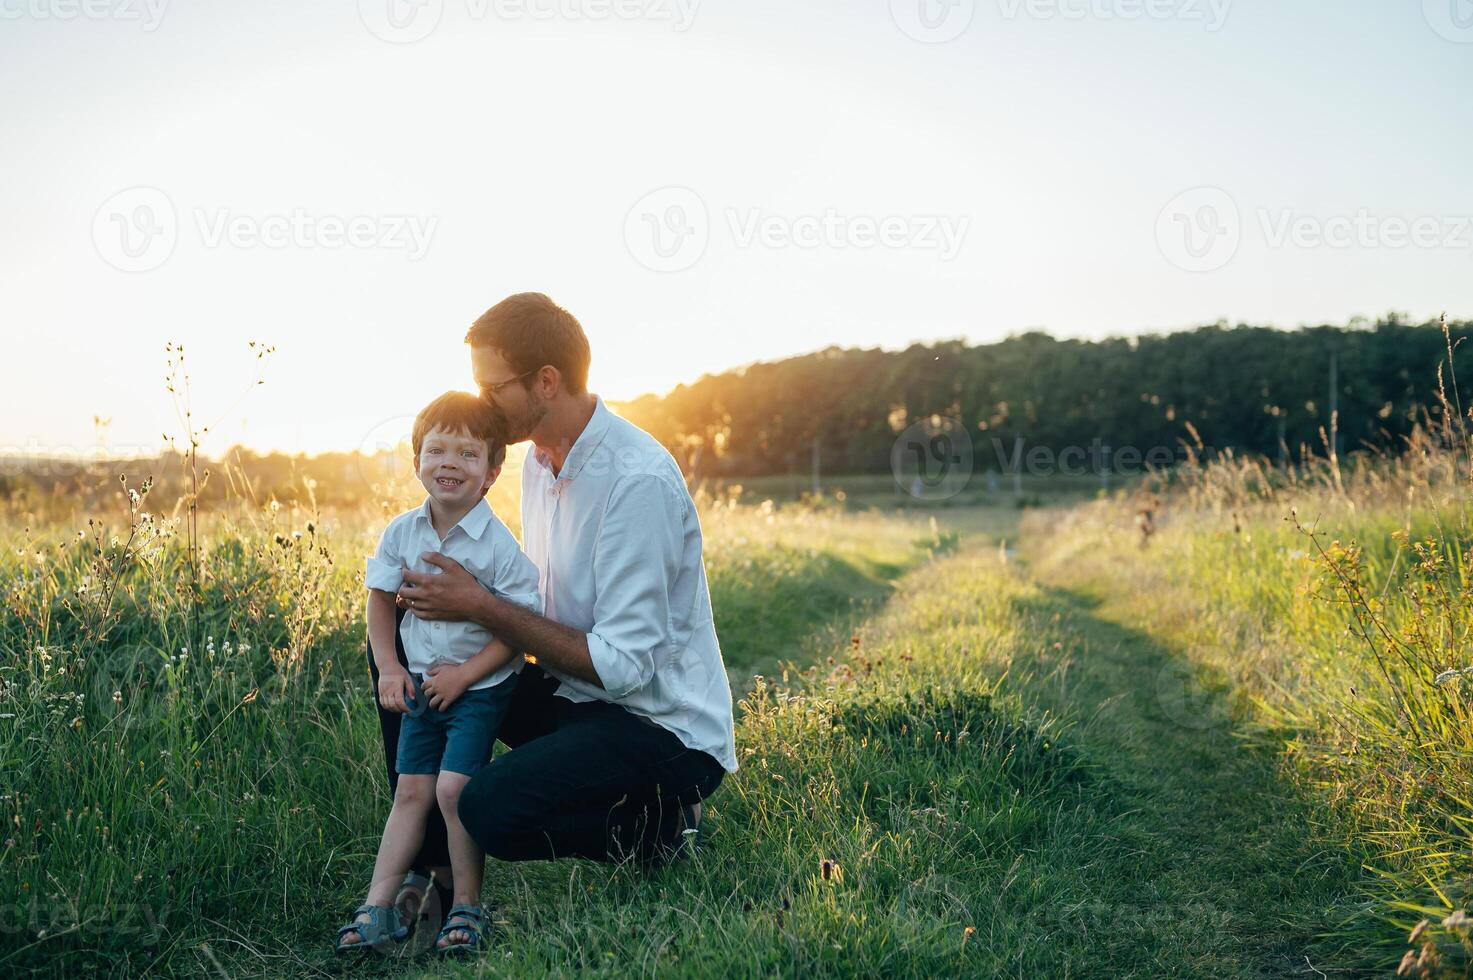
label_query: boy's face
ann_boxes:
[415,426,500,509]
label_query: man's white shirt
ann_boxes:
[521,398,738,772]
[365,498,541,691]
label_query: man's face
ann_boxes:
[470,345,546,444]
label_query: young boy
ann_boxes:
[336,391,539,956]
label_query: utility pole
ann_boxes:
[1328,348,1340,460]
[811,436,821,497]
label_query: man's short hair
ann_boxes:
[411,391,507,469]
[465,292,592,395]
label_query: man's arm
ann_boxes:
[400,475,683,694]
[398,560,604,686]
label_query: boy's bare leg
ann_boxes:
[435,770,482,947]
[340,774,436,945]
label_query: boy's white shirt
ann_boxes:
[365,497,541,691]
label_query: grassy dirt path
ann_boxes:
[1004,545,1376,977]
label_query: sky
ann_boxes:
[3,0,1471,457]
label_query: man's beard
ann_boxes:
[497,397,547,444]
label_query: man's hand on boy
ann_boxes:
[398,553,492,623]
[378,665,417,715]
[422,661,471,710]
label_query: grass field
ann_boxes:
[1022,437,1473,978]
[0,483,998,976]
[5,429,1473,976]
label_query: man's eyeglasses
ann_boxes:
[481,368,539,397]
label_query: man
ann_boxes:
[397,292,737,879]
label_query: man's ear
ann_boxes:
[535,364,563,399]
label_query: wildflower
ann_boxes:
[112,691,122,707]
[819,859,842,883]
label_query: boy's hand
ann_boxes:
[422,661,472,711]
[378,666,417,714]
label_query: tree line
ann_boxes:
[615,315,1473,479]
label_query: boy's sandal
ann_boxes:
[334,904,409,954]
[435,904,488,956]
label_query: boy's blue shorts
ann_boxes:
[396,673,518,777]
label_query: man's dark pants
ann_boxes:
[369,609,725,869]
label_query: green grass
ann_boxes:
[11,446,1473,976]
[0,495,972,976]
[1024,447,1473,975]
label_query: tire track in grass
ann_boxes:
[1005,564,1380,978]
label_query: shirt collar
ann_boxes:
[415,497,494,541]
[534,397,612,485]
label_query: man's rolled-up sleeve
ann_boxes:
[586,475,683,700]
